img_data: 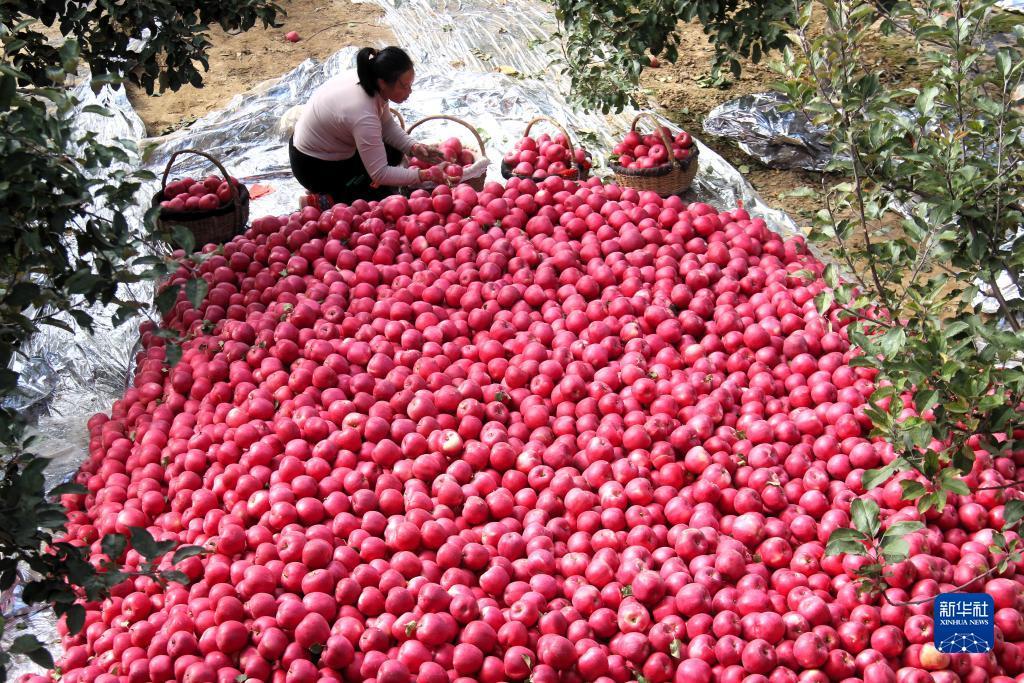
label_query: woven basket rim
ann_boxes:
[152,184,251,222]
[609,146,699,178]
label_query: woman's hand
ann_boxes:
[417,162,450,184]
[411,143,445,165]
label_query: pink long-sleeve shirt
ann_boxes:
[292,70,420,187]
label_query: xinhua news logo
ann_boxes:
[934,593,995,654]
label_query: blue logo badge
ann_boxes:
[934,593,995,653]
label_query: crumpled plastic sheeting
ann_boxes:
[8,0,810,675]
[703,92,835,171]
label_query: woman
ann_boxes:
[289,46,445,207]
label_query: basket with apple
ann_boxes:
[405,115,490,191]
[608,113,699,196]
[151,149,250,247]
[500,116,592,181]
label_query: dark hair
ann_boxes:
[356,46,414,97]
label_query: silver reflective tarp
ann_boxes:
[703,91,834,171]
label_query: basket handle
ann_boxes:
[389,108,406,130]
[160,148,242,209]
[630,112,684,169]
[406,115,488,159]
[522,116,576,158]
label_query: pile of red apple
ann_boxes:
[502,132,592,180]
[160,175,243,213]
[408,137,477,185]
[33,173,1024,683]
[612,128,695,171]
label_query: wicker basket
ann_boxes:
[390,108,406,130]
[609,113,699,197]
[153,149,249,248]
[406,114,489,191]
[500,115,590,181]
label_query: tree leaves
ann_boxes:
[825,527,868,556]
[185,277,208,310]
[775,0,1024,600]
[171,545,205,564]
[1004,500,1024,529]
[101,533,126,561]
[851,498,881,538]
[128,527,175,561]
[862,461,899,491]
[554,0,797,112]
[155,284,181,315]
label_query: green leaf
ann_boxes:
[915,85,939,115]
[825,538,869,556]
[5,282,40,307]
[825,526,869,557]
[851,498,881,538]
[883,521,925,538]
[899,480,927,500]
[1004,500,1024,529]
[128,527,163,560]
[879,536,910,563]
[828,527,869,542]
[49,482,87,497]
[814,289,834,315]
[171,545,205,564]
[943,477,970,496]
[65,270,102,295]
[822,264,839,289]
[160,570,189,586]
[64,604,86,635]
[164,342,183,368]
[0,74,15,110]
[670,638,683,659]
[185,278,208,310]
[952,446,975,475]
[877,328,907,358]
[862,461,899,491]
[155,284,181,315]
[101,534,126,560]
[171,225,196,255]
[913,390,939,416]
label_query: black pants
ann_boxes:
[289,137,403,204]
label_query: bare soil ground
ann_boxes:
[126,0,394,136]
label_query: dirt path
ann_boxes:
[127,0,394,137]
